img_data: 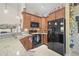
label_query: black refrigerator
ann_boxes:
[47,18,66,55]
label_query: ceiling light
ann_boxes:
[41,6,44,9]
[16,51,20,56]
[4,3,8,14]
[16,4,20,20]
[16,15,20,20]
[4,9,8,14]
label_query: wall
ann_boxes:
[0,4,20,25]
[0,4,20,32]
[70,5,79,53]
[65,4,71,55]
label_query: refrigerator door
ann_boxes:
[48,18,66,55]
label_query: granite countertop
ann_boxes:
[31,32,47,35]
[17,32,47,40]
[0,37,28,56]
[17,33,32,40]
[41,33,47,34]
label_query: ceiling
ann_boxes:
[0,3,65,17]
[25,3,65,17]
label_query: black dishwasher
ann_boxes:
[32,34,41,48]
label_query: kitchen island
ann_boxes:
[0,37,27,56]
[0,33,61,56]
[19,32,48,50]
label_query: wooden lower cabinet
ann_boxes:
[20,36,32,50]
[44,34,48,44]
[20,34,48,50]
[41,34,44,44]
[41,34,48,45]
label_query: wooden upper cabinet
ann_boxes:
[31,15,36,21]
[48,14,52,21]
[22,12,31,30]
[47,8,65,21]
[48,12,55,21]
[55,8,65,19]
[31,15,40,22]
[39,17,42,29]
[31,15,42,31]
[41,18,48,32]
[51,13,55,20]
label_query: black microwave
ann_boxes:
[31,22,39,28]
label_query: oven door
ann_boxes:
[32,34,41,48]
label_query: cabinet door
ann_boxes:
[41,34,48,45]
[20,38,27,50]
[41,18,48,32]
[48,13,55,21]
[55,8,65,19]
[20,37,32,50]
[27,36,32,49]
[31,15,41,32]
[22,13,31,30]
[44,34,48,44]
[31,16,38,22]
[41,34,44,44]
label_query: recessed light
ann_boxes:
[16,51,20,56]
[4,3,8,14]
[41,6,44,9]
[4,9,8,14]
[16,15,20,20]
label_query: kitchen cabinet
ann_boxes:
[31,15,42,32]
[41,18,48,32]
[22,12,31,30]
[20,34,48,50]
[48,8,65,21]
[31,15,40,22]
[48,12,55,21]
[55,8,65,19]
[20,36,32,50]
[43,34,48,44]
[41,34,48,45]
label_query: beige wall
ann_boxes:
[0,4,21,32]
[65,4,71,55]
[0,4,20,25]
[70,5,79,53]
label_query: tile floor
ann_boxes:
[0,37,61,56]
[0,37,79,56]
[0,37,27,56]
